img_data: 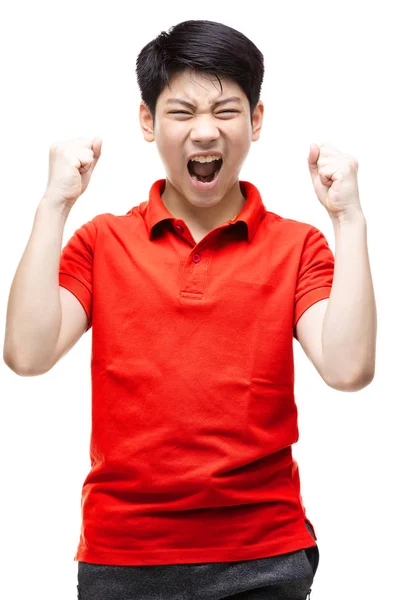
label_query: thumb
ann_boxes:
[92,136,102,162]
[307,143,319,178]
[84,137,102,174]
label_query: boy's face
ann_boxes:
[139,68,263,208]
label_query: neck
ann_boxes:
[161,179,246,233]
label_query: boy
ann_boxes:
[4,19,376,600]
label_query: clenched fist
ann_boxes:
[44,137,102,211]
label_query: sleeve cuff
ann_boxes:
[59,273,92,331]
[293,286,332,337]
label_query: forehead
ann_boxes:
[158,69,244,103]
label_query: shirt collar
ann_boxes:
[139,179,267,242]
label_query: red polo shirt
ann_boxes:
[59,178,334,566]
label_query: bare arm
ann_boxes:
[3,198,70,375]
[4,137,101,375]
[321,212,376,389]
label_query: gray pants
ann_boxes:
[77,522,319,600]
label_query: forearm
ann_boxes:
[322,210,377,389]
[3,198,69,375]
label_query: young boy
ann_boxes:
[4,19,376,600]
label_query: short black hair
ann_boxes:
[135,20,264,126]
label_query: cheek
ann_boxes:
[231,133,251,158]
[228,119,252,142]
[156,129,183,160]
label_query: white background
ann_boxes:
[1,1,398,599]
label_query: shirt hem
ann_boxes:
[74,535,317,566]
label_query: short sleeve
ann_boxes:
[293,227,335,338]
[58,219,97,332]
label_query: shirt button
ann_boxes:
[192,253,201,263]
[175,224,184,233]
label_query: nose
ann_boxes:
[189,115,220,144]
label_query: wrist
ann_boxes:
[37,195,71,220]
[329,206,366,227]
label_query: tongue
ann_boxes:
[190,160,218,177]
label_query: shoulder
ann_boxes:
[262,210,319,242]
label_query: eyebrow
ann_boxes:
[166,96,242,109]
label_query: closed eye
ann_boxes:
[169,110,239,115]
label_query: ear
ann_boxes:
[139,101,155,142]
[251,100,264,142]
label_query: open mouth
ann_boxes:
[187,158,223,183]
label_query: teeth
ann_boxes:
[189,155,222,163]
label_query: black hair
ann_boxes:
[135,20,264,126]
